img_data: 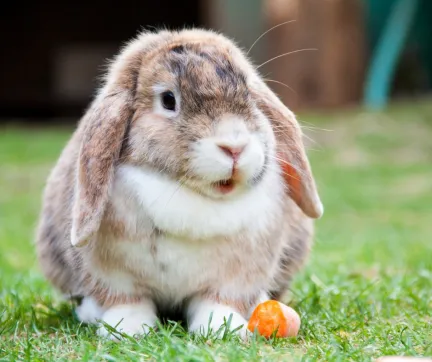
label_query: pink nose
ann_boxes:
[218,144,245,161]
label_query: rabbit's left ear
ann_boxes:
[251,80,323,219]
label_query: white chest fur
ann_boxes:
[92,164,285,303]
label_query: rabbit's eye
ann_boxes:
[161,91,176,111]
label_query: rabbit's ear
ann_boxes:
[251,81,323,219]
[71,90,134,247]
[69,30,163,247]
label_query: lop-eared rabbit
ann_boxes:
[36,29,323,339]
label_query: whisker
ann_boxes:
[162,177,187,211]
[247,20,296,55]
[270,125,322,149]
[299,123,334,132]
[301,132,320,147]
[147,171,190,210]
[299,119,334,131]
[163,170,198,210]
[271,154,314,174]
[268,156,305,180]
[272,133,322,151]
[256,48,318,69]
[270,124,295,130]
[263,79,296,94]
[279,170,301,182]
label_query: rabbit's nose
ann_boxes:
[217,144,246,162]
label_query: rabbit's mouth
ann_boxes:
[213,178,236,194]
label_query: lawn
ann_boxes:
[1,100,431,361]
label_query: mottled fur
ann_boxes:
[36,29,322,339]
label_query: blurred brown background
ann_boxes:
[0,0,430,120]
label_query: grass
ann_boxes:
[1,99,432,361]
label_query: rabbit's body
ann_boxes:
[36,29,321,339]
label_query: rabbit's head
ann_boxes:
[71,29,323,247]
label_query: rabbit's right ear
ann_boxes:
[70,31,165,247]
[70,89,134,247]
[69,37,150,247]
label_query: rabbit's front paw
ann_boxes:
[97,302,157,340]
[188,299,250,341]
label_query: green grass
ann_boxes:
[1,100,432,361]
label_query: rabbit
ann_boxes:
[35,28,323,340]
